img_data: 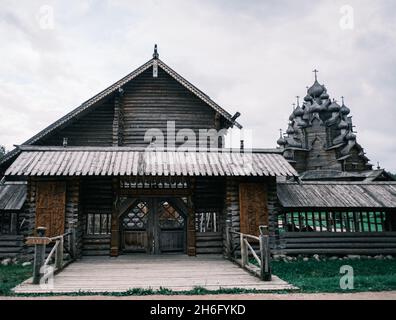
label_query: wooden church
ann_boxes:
[275,70,396,255]
[0,46,396,260]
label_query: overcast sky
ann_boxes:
[0,0,395,172]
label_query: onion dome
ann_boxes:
[340,105,350,115]
[286,124,295,135]
[310,101,322,113]
[338,119,349,130]
[307,80,325,98]
[277,136,286,146]
[289,113,294,121]
[277,130,286,146]
[340,96,350,115]
[328,101,341,112]
[320,87,329,100]
[304,94,313,102]
[294,105,304,117]
[346,132,356,141]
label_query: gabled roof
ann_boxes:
[1,57,242,165]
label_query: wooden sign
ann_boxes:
[26,237,52,246]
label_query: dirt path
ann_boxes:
[1,291,396,300]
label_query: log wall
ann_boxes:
[277,231,396,255]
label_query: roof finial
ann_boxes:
[313,69,319,81]
[279,129,283,138]
[341,96,345,105]
[153,44,159,59]
[296,96,300,107]
[377,161,381,170]
[292,103,296,110]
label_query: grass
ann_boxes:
[271,258,396,293]
[0,264,32,296]
[1,259,396,296]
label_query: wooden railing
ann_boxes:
[26,225,77,284]
[226,224,271,281]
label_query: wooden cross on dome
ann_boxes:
[313,69,319,81]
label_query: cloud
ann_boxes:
[0,0,395,172]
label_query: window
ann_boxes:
[122,201,149,230]
[278,211,390,233]
[0,212,18,235]
[195,211,220,232]
[86,213,111,235]
[158,201,185,229]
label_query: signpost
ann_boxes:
[26,227,48,284]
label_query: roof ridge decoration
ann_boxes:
[1,49,242,165]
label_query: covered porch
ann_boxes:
[13,255,294,293]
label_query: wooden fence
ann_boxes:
[226,224,271,281]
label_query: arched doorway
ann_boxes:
[120,197,187,254]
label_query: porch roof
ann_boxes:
[278,181,396,209]
[5,146,298,178]
[0,182,27,211]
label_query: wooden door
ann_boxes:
[120,198,186,254]
[35,181,66,237]
[121,199,151,253]
[157,199,186,253]
[239,183,269,236]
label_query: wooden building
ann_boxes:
[275,72,396,255]
[0,46,297,259]
[1,47,395,260]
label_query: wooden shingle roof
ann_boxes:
[0,183,26,211]
[5,146,297,178]
[278,182,396,209]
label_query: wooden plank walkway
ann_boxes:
[13,255,295,293]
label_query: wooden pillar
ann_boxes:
[110,177,120,256]
[186,193,196,256]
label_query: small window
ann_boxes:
[86,213,111,235]
[195,211,220,232]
